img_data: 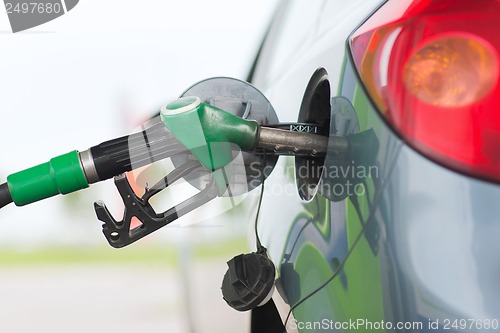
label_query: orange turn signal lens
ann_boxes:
[403,35,498,107]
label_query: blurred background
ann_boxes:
[0,0,279,332]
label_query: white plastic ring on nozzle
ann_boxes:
[161,96,201,116]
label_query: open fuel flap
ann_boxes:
[295,68,380,202]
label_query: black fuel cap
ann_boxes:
[221,250,276,311]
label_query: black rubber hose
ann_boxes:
[90,122,183,181]
[0,182,13,209]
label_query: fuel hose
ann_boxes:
[2,122,182,207]
[0,183,12,209]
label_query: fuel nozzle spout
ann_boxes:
[256,127,333,157]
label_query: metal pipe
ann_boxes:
[257,127,347,157]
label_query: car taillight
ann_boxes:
[350,0,500,182]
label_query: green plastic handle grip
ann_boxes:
[7,150,89,206]
[160,96,259,171]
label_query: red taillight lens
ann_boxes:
[350,0,500,182]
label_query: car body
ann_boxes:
[248,0,500,331]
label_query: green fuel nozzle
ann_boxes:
[0,87,334,248]
[0,95,331,210]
